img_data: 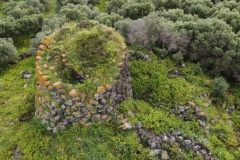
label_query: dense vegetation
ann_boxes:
[0,0,239,159]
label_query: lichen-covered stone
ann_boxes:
[53,81,61,89]
[69,89,78,97]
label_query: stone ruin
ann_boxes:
[35,27,132,133]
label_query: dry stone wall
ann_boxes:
[136,125,217,160]
[35,35,132,133]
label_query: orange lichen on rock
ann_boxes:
[118,62,123,68]
[49,66,55,71]
[187,101,196,107]
[62,59,67,63]
[39,44,46,51]
[96,86,105,94]
[43,64,48,69]
[69,89,79,97]
[39,106,44,111]
[47,86,53,91]
[53,81,62,89]
[61,54,67,58]
[42,38,50,46]
[105,84,112,90]
[122,44,127,51]
[37,50,44,56]
[89,99,95,105]
[41,75,48,81]
[36,56,42,61]
[37,71,43,76]
[54,55,60,60]
[36,89,43,95]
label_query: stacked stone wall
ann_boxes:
[35,35,132,132]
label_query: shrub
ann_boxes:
[175,18,240,81]
[0,38,18,65]
[130,57,194,106]
[210,77,229,100]
[95,12,124,27]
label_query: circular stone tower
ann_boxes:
[35,21,132,132]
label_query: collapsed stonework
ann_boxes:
[136,124,216,160]
[35,25,132,133]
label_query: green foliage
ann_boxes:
[95,12,123,27]
[231,111,240,131]
[158,9,199,22]
[0,14,43,38]
[175,18,240,80]
[121,2,155,20]
[106,0,155,19]
[2,0,50,18]
[0,38,18,65]
[115,13,189,51]
[97,0,110,11]
[211,7,240,32]
[210,77,229,100]
[119,99,204,136]
[172,51,184,63]
[130,56,194,106]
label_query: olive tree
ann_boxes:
[0,38,18,65]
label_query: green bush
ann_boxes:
[130,57,194,106]
[0,38,18,65]
[210,77,229,100]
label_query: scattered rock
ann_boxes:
[23,84,27,88]
[179,106,185,112]
[14,147,22,160]
[69,89,78,97]
[161,150,169,160]
[21,71,31,79]
[92,114,101,121]
[135,122,143,129]
[53,81,61,89]
[107,106,113,113]
[123,122,132,130]
[193,145,201,151]
[187,101,196,107]
[65,100,73,106]
[198,112,207,121]
[53,127,58,133]
[150,149,161,156]
[73,112,81,118]
[82,108,88,116]
[184,140,192,146]
[168,136,176,146]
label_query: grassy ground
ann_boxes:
[0,57,35,131]
[13,36,31,55]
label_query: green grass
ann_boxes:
[0,57,35,131]
[0,119,152,159]
[13,36,31,55]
